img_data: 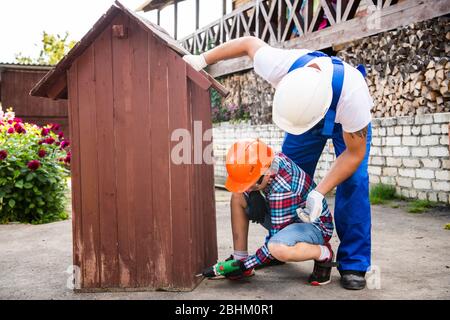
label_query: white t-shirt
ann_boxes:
[253,46,374,133]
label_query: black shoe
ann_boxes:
[340,271,366,290]
[255,258,285,270]
[308,243,337,286]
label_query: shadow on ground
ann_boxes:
[0,189,449,300]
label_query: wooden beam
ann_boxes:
[47,73,67,100]
[186,64,211,91]
[207,0,450,78]
[207,56,253,78]
[196,0,200,29]
[157,9,161,25]
[223,0,227,16]
[174,0,178,40]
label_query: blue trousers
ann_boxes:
[282,121,372,273]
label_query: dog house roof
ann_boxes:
[30,1,228,99]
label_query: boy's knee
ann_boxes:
[268,243,290,262]
[231,192,246,208]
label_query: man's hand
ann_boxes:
[303,190,324,222]
[183,54,208,71]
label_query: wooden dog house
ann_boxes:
[31,1,228,291]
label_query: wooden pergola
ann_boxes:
[136,0,229,40]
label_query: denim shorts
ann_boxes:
[268,222,325,247]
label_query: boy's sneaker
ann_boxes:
[208,255,255,280]
[308,242,337,286]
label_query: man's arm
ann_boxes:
[183,36,267,71]
[315,126,368,196]
[203,36,267,63]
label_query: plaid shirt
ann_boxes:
[243,153,334,270]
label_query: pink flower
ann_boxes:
[50,123,61,132]
[58,131,64,139]
[0,150,7,161]
[14,123,26,134]
[14,117,23,123]
[7,120,13,125]
[44,137,55,145]
[64,152,71,164]
[7,127,14,134]
[38,149,47,158]
[41,128,50,136]
[27,160,41,171]
[60,140,70,149]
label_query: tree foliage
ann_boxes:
[15,32,76,66]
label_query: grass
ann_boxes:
[370,184,397,205]
[407,200,436,214]
[369,184,446,214]
[445,224,450,231]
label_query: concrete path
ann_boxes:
[0,190,449,300]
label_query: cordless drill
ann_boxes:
[198,259,246,278]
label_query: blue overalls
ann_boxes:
[283,51,372,273]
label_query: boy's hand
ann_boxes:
[183,54,208,71]
[304,190,324,222]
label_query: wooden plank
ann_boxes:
[76,45,101,288]
[67,62,83,289]
[148,32,173,289]
[187,80,201,277]
[111,13,137,288]
[93,24,120,289]
[129,19,155,288]
[188,81,218,275]
[187,65,211,91]
[320,0,337,25]
[167,50,194,289]
[208,0,450,78]
[194,85,217,268]
[342,0,358,21]
[285,0,450,50]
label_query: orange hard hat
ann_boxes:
[225,139,275,193]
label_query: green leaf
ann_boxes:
[24,182,33,189]
[15,180,24,189]
[13,170,21,179]
[8,199,16,208]
[26,173,35,182]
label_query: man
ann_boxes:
[184,36,373,290]
[217,139,335,285]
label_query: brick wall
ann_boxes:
[212,113,450,204]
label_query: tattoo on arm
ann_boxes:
[349,126,368,139]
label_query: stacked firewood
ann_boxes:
[338,16,450,117]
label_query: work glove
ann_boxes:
[300,190,324,223]
[183,54,208,71]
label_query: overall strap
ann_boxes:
[321,56,344,137]
[288,51,329,73]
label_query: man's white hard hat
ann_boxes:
[272,66,333,135]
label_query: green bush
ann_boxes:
[370,183,397,205]
[0,107,71,224]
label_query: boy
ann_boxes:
[219,139,335,286]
